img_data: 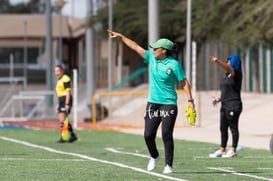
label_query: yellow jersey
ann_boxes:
[55,74,72,97]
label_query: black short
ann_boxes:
[58,96,73,114]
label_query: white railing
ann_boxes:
[0,77,26,89]
[0,91,56,123]
[0,77,26,109]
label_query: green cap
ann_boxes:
[149,38,174,50]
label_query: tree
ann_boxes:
[91,0,185,48]
[0,0,10,13]
[0,0,48,14]
[181,0,273,47]
[92,0,273,92]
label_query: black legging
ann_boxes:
[220,103,242,149]
[144,102,177,167]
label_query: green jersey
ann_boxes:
[144,50,186,105]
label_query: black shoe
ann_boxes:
[57,138,66,143]
[68,134,77,143]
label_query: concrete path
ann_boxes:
[122,91,273,151]
[2,84,272,151]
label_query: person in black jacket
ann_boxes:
[209,55,243,158]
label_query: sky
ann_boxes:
[9,0,87,19]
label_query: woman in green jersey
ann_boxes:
[108,30,195,174]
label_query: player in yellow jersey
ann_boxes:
[54,65,77,143]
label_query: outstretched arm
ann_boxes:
[210,56,234,75]
[107,30,145,59]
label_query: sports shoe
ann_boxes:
[163,165,173,174]
[209,150,224,158]
[57,138,66,143]
[222,150,237,158]
[68,134,78,143]
[147,156,160,171]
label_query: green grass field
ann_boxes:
[0,129,272,181]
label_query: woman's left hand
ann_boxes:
[188,101,195,109]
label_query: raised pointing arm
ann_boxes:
[107,30,145,59]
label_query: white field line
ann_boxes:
[105,147,149,158]
[244,156,273,159]
[257,168,273,170]
[208,167,273,181]
[193,156,208,160]
[193,156,273,160]
[0,158,86,161]
[0,136,187,181]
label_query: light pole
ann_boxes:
[186,0,192,83]
[86,0,96,119]
[108,0,113,91]
[148,0,159,48]
[23,20,28,87]
[45,0,54,109]
[55,0,66,65]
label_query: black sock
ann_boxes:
[68,123,73,132]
